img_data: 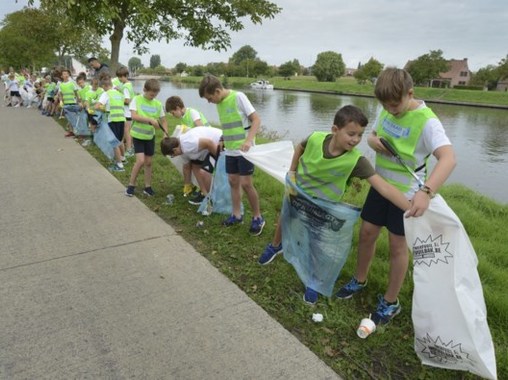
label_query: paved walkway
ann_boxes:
[0,105,340,379]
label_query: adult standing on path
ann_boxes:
[88,57,110,79]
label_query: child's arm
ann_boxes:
[407,145,456,217]
[198,138,219,157]
[158,116,170,137]
[289,143,305,172]
[367,174,411,211]
[241,111,261,152]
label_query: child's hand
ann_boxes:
[240,140,252,152]
[406,190,431,217]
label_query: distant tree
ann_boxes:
[498,54,508,80]
[406,49,449,86]
[312,51,345,82]
[278,59,300,77]
[31,0,281,69]
[229,45,258,66]
[206,62,228,76]
[150,55,161,69]
[470,65,499,90]
[354,57,384,84]
[191,65,205,76]
[128,57,143,74]
[175,62,188,74]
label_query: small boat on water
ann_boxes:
[249,80,274,90]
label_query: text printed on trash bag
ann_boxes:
[289,195,345,232]
[412,234,453,267]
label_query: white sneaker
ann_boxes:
[14,104,20,108]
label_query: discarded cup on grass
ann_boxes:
[196,220,204,228]
[166,194,175,205]
[312,313,323,323]
[357,316,376,339]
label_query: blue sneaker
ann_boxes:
[223,214,243,226]
[249,216,266,236]
[303,287,318,305]
[371,295,401,325]
[143,187,155,197]
[258,243,283,265]
[335,277,367,299]
[125,185,135,197]
[110,163,125,172]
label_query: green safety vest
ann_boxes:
[85,88,103,114]
[60,81,77,104]
[106,89,126,122]
[46,82,56,97]
[112,77,123,92]
[375,107,437,192]
[182,107,209,128]
[130,95,163,140]
[78,84,90,103]
[216,91,246,150]
[296,132,361,202]
[123,82,135,101]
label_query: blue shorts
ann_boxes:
[133,137,155,156]
[361,187,405,236]
[225,155,254,176]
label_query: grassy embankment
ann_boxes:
[173,75,508,108]
[56,100,508,380]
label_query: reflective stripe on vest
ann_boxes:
[130,95,162,140]
[216,91,245,150]
[375,107,436,192]
[295,132,361,202]
[60,81,77,104]
[106,89,126,122]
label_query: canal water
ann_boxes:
[133,80,508,204]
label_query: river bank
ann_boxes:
[133,75,508,110]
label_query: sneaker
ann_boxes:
[258,243,283,265]
[371,295,401,325]
[143,187,155,196]
[14,104,20,108]
[125,148,135,158]
[64,131,75,137]
[188,191,205,205]
[303,287,318,305]
[121,156,127,163]
[110,163,125,172]
[223,214,243,226]
[249,216,266,236]
[335,277,367,299]
[125,186,135,197]
[81,139,91,147]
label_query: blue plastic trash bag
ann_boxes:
[74,109,91,136]
[198,154,242,215]
[282,174,361,297]
[63,104,81,132]
[92,111,121,160]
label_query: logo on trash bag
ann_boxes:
[417,334,471,365]
[290,195,345,231]
[412,234,453,267]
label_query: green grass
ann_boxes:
[62,116,507,379]
[173,75,508,108]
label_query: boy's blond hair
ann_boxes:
[198,74,223,97]
[374,68,414,103]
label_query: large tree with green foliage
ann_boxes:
[498,54,508,80]
[128,57,143,74]
[406,49,449,86]
[278,59,301,78]
[354,57,383,84]
[30,0,281,69]
[150,54,161,69]
[312,51,345,82]
[229,45,258,66]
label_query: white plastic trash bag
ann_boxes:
[404,195,497,379]
[282,175,361,297]
[240,140,294,184]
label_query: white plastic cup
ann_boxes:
[312,313,323,323]
[357,317,376,339]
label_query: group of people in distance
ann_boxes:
[4,61,456,330]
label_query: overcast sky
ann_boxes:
[2,0,506,71]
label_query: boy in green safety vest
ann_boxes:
[56,68,80,137]
[166,95,211,197]
[125,79,169,197]
[83,78,103,133]
[95,76,127,172]
[116,66,135,158]
[336,68,456,325]
[199,74,265,236]
[258,105,411,305]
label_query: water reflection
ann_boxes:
[133,80,508,204]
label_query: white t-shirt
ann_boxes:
[123,87,132,118]
[98,91,110,110]
[224,91,256,157]
[180,126,222,161]
[373,100,452,197]
[8,79,19,92]
[129,96,165,117]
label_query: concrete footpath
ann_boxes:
[0,105,340,379]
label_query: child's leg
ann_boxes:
[182,162,193,192]
[271,215,282,246]
[227,173,243,218]
[192,165,211,195]
[124,120,132,151]
[129,153,145,186]
[113,146,123,164]
[240,174,261,219]
[355,220,382,282]
[385,233,409,303]
[143,155,153,188]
